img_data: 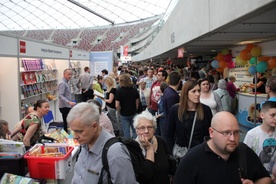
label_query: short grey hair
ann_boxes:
[228,75,236,81]
[133,111,157,129]
[218,79,227,90]
[67,102,100,126]
[0,119,9,134]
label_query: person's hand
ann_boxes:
[5,133,11,140]
[69,101,76,107]
[139,134,153,151]
[241,178,253,184]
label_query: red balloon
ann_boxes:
[246,44,255,51]
[240,49,251,61]
[224,54,232,62]
[228,61,235,69]
[258,56,270,62]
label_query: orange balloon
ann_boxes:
[219,60,227,68]
[216,53,224,61]
[216,68,224,73]
[246,44,255,51]
[258,56,270,62]
[267,58,276,69]
[240,49,251,61]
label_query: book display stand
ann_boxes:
[69,61,81,94]
[20,59,58,117]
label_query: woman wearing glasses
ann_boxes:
[166,80,213,158]
[134,110,170,184]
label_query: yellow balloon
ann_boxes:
[251,47,261,57]
[222,48,229,55]
[240,59,248,66]
[235,56,247,66]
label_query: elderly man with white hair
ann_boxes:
[213,79,232,112]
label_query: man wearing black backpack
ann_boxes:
[68,102,138,184]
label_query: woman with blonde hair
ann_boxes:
[103,76,120,136]
[115,74,140,138]
[166,80,213,157]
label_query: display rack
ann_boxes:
[69,61,81,94]
[20,59,58,117]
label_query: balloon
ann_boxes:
[224,54,232,62]
[219,60,227,68]
[256,61,268,73]
[235,56,247,66]
[258,56,270,62]
[267,58,276,69]
[240,49,251,60]
[216,53,224,61]
[211,60,219,68]
[246,44,255,51]
[249,57,257,65]
[228,61,235,69]
[251,47,261,57]
[222,48,230,55]
[216,68,224,73]
[248,65,257,75]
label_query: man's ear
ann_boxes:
[209,127,214,138]
[260,112,265,119]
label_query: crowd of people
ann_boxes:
[1,61,275,184]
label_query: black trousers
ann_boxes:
[59,107,71,133]
[81,89,94,102]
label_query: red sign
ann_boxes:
[178,48,184,58]
[20,41,26,53]
[123,46,128,56]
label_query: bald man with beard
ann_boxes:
[174,111,271,184]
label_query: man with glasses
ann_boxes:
[69,102,138,184]
[174,111,271,184]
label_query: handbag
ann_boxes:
[173,112,197,158]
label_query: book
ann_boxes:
[0,139,26,156]
[93,90,104,98]
[0,173,45,184]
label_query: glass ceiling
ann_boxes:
[0,0,172,31]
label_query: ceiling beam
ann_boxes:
[67,0,115,25]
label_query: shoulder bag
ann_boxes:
[172,112,197,158]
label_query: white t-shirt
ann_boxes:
[244,125,276,175]
[200,92,217,115]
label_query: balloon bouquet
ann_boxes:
[211,44,276,75]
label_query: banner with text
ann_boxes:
[90,51,113,77]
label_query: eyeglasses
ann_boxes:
[136,126,154,131]
[212,127,240,137]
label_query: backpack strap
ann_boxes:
[237,142,247,179]
[98,137,120,184]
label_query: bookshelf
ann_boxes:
[20,59,58,117]
[69,61,81,94]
